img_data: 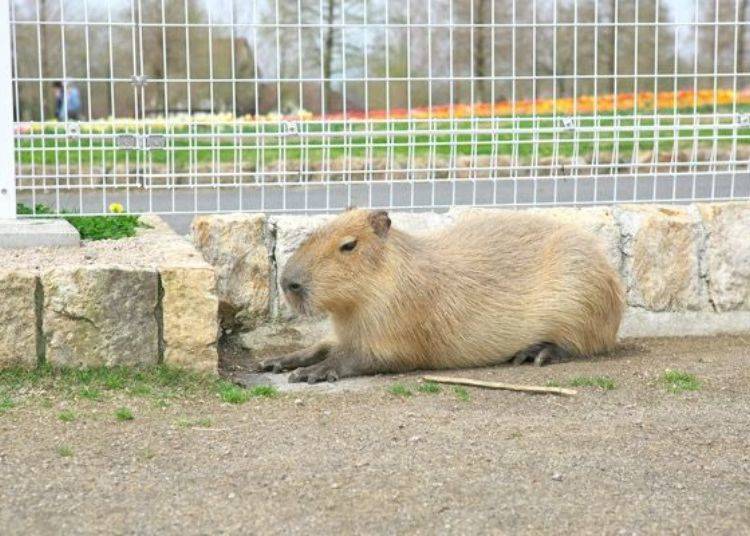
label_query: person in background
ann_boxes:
[52,80,81,121]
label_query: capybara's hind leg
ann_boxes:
[512,343,547,366]
[533,344,571,367]
[513,342,571,367]
[258,341,331,373]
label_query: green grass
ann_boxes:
[453,386,470,402]
[387,383,413,397]
[0,397,15,414]
[218,384,249,404]
[248,385,279,398]
[58,410,76,422]
[129,383,153,396]
[662,370,701,393]
[545,380,562,388]
[17,203,144,240]
[115,407,134,421]
[78,387,101,400]
[176,417,212,428]
[15,106,750,169]
[569,376,617,390]
[64,214,144,240]
[56,445,74,457]
[0,364,233,409]
[417,381,441,394]
[217,383,277,404]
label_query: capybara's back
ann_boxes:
[413,211,624,369]
[263,208,625,382]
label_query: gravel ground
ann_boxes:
[1,335,749,535]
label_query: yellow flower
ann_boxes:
[109,202,124,214]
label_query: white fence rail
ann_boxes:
[6,0,750,216]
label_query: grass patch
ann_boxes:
[129,383,152,396]
[0,365,277,410]
[453,386,470,401]
[17,203,145,241]
[417,381,441,394]
[56,445,74,457]
[662,370,701,393]
[78,387,101,400]
[0,364,224,403]
[0,397,14,414]
[115,407,134,421]
[387,383,413,397]
[58,410,76,422]
[545,380,562,388]
[248,385,279,398]
[218,384,251,404]
[569,376,617,390]
[64,214,143,240]
[176,417,212,428]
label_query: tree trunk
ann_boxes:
[41,0,50,120]
[739,0,749,75]
[473,0,489,102]
[323,0,336,114]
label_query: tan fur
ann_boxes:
[276,208,624,376]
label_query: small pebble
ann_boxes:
[551,473,563,481]
[294,398,303,406]
[228,492,236,499]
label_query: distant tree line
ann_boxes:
[10,0,750,121]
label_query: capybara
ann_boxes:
[260,208,624,383]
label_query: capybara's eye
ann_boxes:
[340,240,357,252]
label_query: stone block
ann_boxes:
[192,214,271,329]
[0,271,38,368]
[43,266,159,367]
[616,205,706,311]
[698,202,750,311]
[160,265,219,373]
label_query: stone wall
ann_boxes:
[1,202,748,371]
[191,202,750,360]
[0,216,219,372]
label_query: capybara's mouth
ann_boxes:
[284,291,316,316]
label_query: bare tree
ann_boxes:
[473,0,490,101]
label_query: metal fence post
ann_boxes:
[0,0,15,219]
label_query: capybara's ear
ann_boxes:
[368,210,391,238]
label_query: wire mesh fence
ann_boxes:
[6,0,750,216]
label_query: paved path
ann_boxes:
[18,173,750,234]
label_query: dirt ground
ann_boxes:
[1,335,749,535]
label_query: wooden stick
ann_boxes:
[422,375,577,396]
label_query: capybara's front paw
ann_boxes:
[288,362,340,384]
[258,356,289,373]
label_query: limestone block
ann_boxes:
[698,202,750,311]
[160,265,219,373]
[192,214,271,329]
[43,266,159,367]
[0,271,38,368]
[616,205,707,311]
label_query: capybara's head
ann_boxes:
[281,208,392,315]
